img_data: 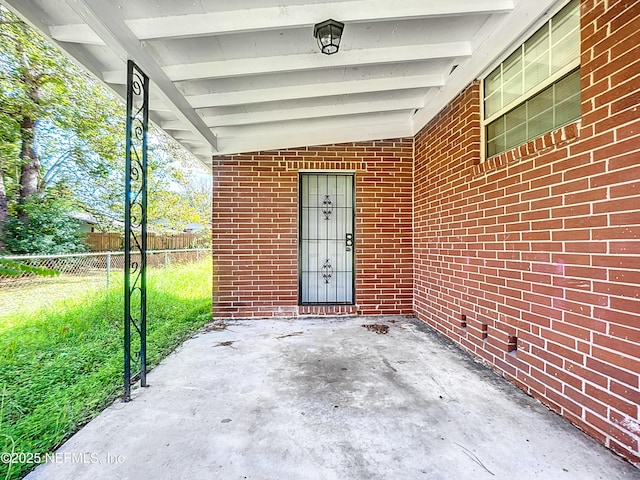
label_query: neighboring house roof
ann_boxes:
[68,211,98,225]
[183,223,205,233]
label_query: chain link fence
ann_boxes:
[0,249,210,289]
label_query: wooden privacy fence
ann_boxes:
[85,232,208,252]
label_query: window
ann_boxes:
[484,0,580,157]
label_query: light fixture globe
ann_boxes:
[313,19,344,55]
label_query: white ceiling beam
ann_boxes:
[187,74,444,109]
[62,0,218,153]
[187,147,213,157]
[172,132,202,142]
[104,42,471,84]
[213,110,412,138]
[148,104,172,113]
[161,124,192,132]
[50,0,514,44]
[164,43,470,82]
[198,97,423,128]
[2,1,108,81]
[50,24,103,45]
[215,114,414,155]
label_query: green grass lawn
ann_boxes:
[0,259,212,480]
[0,275,107,322]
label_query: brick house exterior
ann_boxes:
[213,0,640,466]
[212,140,414,318]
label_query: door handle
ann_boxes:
[346,233,353,250]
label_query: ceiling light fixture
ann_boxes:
[313,19,344,55]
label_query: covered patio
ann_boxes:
[5,0,639,473]
[25,316,638,479]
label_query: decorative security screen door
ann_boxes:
[299,173,355,305]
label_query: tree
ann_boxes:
[1,6,57,204]
[0,111,19,226]
[146,130,212,232]
[0,6,212,253]
[2,193,86,254]
[0,6,123,213]
[0,6,124,253]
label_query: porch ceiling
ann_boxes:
[5,0,561,167]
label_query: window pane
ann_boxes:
[505,103,526,130]
[551,34,579,73]
[524,27,550,92]
[552,0,579,45]
[487,132,506,157]
[555,69,580,100]
[528,87,554,118]
[524,28,549,66]
[485,93,502,118]
[486,118,506,157]
[487,138,502,157]
[555,95,581,125]
[555,70,581,125]
[483,0,580,158]
[528,110,554,138]
[505,104,526,148]
[485,67,502,97]
[503,49,524,104]
[487,117,505,140]
[503,48,523,82]
[484,68,503,117]
[525,62,551,92]
[504,74,523,106]
[551,0,580,74]
[506,124,526,150]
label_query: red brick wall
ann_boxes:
[212,139,413,318]
[413,0,640,465]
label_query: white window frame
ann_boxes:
[481,0,580,159]
[484,61,580,127]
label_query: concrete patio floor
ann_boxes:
[27,316,638,480]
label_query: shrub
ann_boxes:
[2,195,86,255]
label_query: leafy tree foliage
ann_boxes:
[0,5,125,251]
[147,132,212,232]
[0,6,212,254]
[3,193,86,254]
[0,258,59,276]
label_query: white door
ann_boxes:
[299,173,354,304]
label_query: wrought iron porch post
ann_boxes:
[124,60,149,402]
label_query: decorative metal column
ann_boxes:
[124,60,149,402]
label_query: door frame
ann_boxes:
[297,171,356,306]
